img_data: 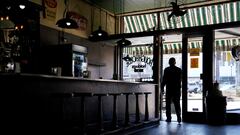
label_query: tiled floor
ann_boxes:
[130,121,240,135]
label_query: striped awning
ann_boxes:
[123,46,153,56]
[215,38,240,51]
[124,1,240,33]
[123,38,240,55]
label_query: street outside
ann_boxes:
[162,93,240,113]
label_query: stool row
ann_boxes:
[52,92,152,133]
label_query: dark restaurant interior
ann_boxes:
[0,0,240,134]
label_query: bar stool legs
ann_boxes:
[123,93,133,126]
[109,93,121,129]
[73,93,93,134]
[144,92,152,121]
[135,92,143,123]
[51,93,73,129]
[98,95,104,131]
[94,93,108,132]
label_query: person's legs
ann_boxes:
[173,96,181,123]
[165,95,172,122]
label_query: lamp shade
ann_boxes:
[56,17,78,29]
[89,26,108,41]
[117,37,131,47]
[0,19,15,29]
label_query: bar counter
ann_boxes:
[0,73,158,133]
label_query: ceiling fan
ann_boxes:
[168,0,187,22]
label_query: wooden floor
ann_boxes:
[130,121,240,135]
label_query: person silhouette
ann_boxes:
[161,57,182,123]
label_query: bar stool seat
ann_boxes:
[51,93,73,98]
[93,93,108,132]
[72,92,93,133]
[108,93,122,129]
[122,92,134,126]
[143,92,152,121]
[134,92,144,123]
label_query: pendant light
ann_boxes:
[56,0,78,29]
[89,8,108,41]
[116,0,131,47]
[0,16,15,29]
[117,37,131,46]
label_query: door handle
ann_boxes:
[200,73,203,80]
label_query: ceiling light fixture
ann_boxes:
[56,0,78,29]
[19,4,26,9]
[89,8,108,41]
[116,37,131,46]
[0,16,15,29]
[116,0,131,47]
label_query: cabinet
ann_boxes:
[206,96,227,125]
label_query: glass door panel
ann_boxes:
[187,37,203,112]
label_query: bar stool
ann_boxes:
[144,92,152,121]
[94,93,108,132]
[109,93,122,129]
[122,92,134,126]
[50,93,73,127]
[134,92,143,123]
[72,92,93,133]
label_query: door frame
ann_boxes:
[182,30,214,123]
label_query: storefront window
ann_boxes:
[122,45,153,82]
[214,31,240,113]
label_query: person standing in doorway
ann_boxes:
[161,57,182,123]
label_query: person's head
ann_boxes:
[169,57,176,66]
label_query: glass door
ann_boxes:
[182,34,207,123]
[187,37,203,112]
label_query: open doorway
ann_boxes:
[161,34,182,122]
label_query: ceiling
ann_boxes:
[84,0,230,14]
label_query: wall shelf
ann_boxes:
[88,60,106,66]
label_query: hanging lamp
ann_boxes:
[116,37,131,46]
[89,26,108,41]
[116,0,131,47]
[0,16,15,29]
[89,8,108,41]
[56,0,78,29]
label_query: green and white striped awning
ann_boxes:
[123,38,240,54]
[124,1,240,33]
[215,38,240,51]
[123,46,153,56]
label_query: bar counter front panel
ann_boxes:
[0,73,157,132]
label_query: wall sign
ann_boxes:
[43,0,57,21]
[67,11,88,31]
[124,55,153,72]
[190,48,200,56]
[191,58,199,68]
